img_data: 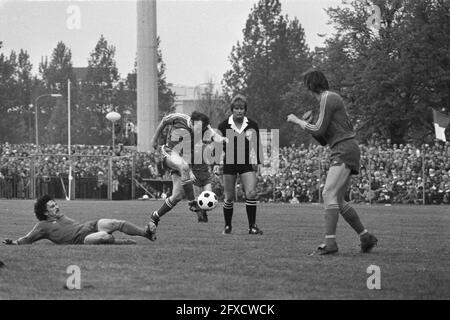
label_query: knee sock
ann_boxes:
[156,198,176,219]
[340,202,366,235]
[246,199,257,227]
[118,221,146,237]
[223,200,233,226]
[325,205,340,247]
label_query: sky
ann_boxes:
[0,0,338,87]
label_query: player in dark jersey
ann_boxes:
[214,94,263,235]
[287,70,378,255]
[147,111,226,240]
[2,195,153,245]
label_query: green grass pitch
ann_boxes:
[0,200,448,300]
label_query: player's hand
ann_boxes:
[287,114,300,124]
[2,239,15,245]
[213,135,229,144]
[151,140,158,150]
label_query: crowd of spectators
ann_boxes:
[1,139,449,204]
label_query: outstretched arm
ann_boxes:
[2,223,44,245]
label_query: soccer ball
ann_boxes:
[197,191,218,211]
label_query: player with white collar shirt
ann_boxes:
[214,94,263,235]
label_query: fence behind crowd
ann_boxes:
[0,154,173,201]
[0,145,449,204]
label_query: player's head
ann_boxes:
[302,69,329,94]
[230,94,247,112]
[34,194,54,221]
[231,94,247,121]
[190,111,210,133]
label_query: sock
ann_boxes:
[223,200,233,226]
[340,202,365,235]
[246,199,257,227]
[325,205,339,246]
[118,221,147,237]
[157,198,176,218]
[325,235,337,248]
[181,179,195,201]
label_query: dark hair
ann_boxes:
[190,111,210,132]
[34,194,53,221]
[230,94,248,112]
[302,69,329,94]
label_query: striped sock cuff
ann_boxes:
[340,203,352,215]
[223,201,233,209]
[325,235,336,239]
[325,204,340,211]
[181,179,192,185]
[246,199,257,206]
[165,198,175,209]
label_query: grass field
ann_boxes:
[0,199,449,300]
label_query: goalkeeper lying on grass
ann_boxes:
[2,195,153,245]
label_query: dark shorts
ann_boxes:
[223,164,255,176]
[74,220,99,244]
[330,139,360,175]
[192,171,211,187]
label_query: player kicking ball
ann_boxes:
[2,195,153,245]
[147,111,227,240]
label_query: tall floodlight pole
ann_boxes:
[137,0,158,152]
[67,79,73,201]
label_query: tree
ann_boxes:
[126,37,176,118]
[312,0,450,144]
[0,47,34,144]
[38,41,75,144]
[78,35,120,145]
[222,0,312,145]
[193,80,228,127]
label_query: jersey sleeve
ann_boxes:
[16,223,46,245]
[162,113,187,126]
[304,92,334,136]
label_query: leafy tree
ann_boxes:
[78,35,120,145]
[126,37,176,119]
[222,0,311,145]
[0,47,34,143]
[313,0,450,144]
[38,41,75,144]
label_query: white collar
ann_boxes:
[228,115,249,134]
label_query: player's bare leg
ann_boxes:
[165,152,200,212]
[318,164,351,254]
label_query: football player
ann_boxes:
[147,111,226,240]
[2,195,152,245]
[287,69,378,255]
